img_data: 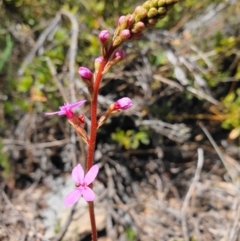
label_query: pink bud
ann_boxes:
[131,22,145,34]
[113,49,126,59]
[118,16,125,25]
[120,29,131,40]
[134,6,142,14]
[126,14,134,26]
[114,97,132,110]
[94,56,103,71]
[98,30,110,43]
[78,67,93,80]
[95,56,103,63]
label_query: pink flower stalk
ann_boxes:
[64,164,99,206]
[113,49,126,59]
[114,97,132,110]
[98,30,110,43]
[45,100,86,119]
[78,67,93,81]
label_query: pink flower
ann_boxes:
[98,30,110,43]
[45,100,86,119]
[114,97,132,110]
[64,164,99,206]
[78,67,93,81]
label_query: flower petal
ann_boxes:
[67,100,86,110]
[84,164,99,185]
[45,100,86,117]
[45,111,61,116]
[64,189,81,206]
[72,164,84,183]
[82,187,95,201]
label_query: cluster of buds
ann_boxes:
[96,0,178,76]
[133,0,179,28]
[112,0,178,47]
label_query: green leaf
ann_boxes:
[18,75,33,92]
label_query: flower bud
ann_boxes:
[149,0,158,8]
[134,6,142,14]
[120,29,131,40]
[142,1,151,10]
[98,97,132,128]
[113,49,126,60]
[131,22,145,34]
[158,0,166,7]
[78,67,93,81]
[114,97,132,110]
[147,18,158,26]
[94,57,103,72]
[112,36,122,47]
[125,14,134,27]
[118,16,125,25]
[118,14,134,31]
[158,7,167,15]
[158,0,178,7]
[78,67,94,99]
[135,7,148,22]
[138,7,148,19]
[147,7,158,18]
[98,30,110,43]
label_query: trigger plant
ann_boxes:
[45,0,178,240]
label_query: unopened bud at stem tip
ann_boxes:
[114,97,132,110]
[99,30,110,43]
[78,67,93,81]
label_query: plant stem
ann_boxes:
[88,201,97,241]
[86,58,106,171]
[86,46,116,241]
[86,46,116,171]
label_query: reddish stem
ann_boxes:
[88,201,97,241]
[87,46,116,241]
